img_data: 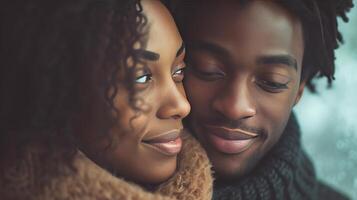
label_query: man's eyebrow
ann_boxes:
[176,42,185,57]
[257,55,297,70]
[134,49,160,61]
[187,40,230,60]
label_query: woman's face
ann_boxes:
[75,0,190,184]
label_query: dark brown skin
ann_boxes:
[183,0,306,180]
[75,0,190,184]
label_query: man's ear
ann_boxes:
[293,79,306,106]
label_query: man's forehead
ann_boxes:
[184,0,304,69]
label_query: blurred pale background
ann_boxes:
[295,4,357,199]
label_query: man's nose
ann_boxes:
[212,79,256,120]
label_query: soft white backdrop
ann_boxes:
[295,5,357,199]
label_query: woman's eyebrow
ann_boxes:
[134,42,185,61]
[134,49,160,61]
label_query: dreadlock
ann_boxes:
[278,0,353,92]
[165,0,353,92]
[0,0,147,165]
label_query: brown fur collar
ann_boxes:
[0,133,213,200]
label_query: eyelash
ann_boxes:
[188,64,225,81]
[172,65,186,82]
[135,73,152,84]
[188,60,290,92]
[255,79,289,93]
[135,65,186,85]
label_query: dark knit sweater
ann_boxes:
[213,113,349,200]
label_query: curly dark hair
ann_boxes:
[164,0,354,92]
[0,0,147,164]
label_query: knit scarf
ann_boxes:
[213,113,320,200]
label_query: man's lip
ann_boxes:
[142,129,181,143]
[208,133,255,154]
[204,125,259,140]
[202,125,259,154]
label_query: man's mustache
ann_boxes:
[204,118,267,137]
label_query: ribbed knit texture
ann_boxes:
[213,113,349,200]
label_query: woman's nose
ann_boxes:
[156,83,191,120]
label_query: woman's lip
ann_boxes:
[142,137,182,156]
[142,129,181,143]
[142,129,183,156]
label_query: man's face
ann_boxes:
[183,0,305,179]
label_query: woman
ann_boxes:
[0,0,212,199]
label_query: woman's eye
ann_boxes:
[135,74,152,84]
[174,68,184,75]
[256,79,289,93]
[172,68,185,82]
[172,67,185,82]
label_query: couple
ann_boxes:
[0,0,353,199]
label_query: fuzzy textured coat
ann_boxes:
[0,133,213,200]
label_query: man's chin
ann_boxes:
[209,150,262,182]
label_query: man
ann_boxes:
[165,0,353,199]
